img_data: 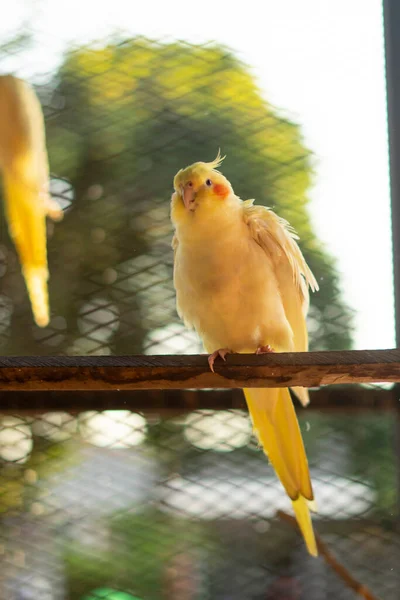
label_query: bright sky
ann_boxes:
[1,0,394,350]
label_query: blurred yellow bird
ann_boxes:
[171,152,319,556]
[0,74,63,327]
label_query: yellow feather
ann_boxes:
[205,148,226,170]
[2,169,50,326]
[244,387,317,556]
[244,202,315,406]
[292,496,318,557]
[0,75,62,327]
[171,159,319,556]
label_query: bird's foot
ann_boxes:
[255,345,275,354]
[208,348,233,373]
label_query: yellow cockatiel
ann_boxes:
[171,152,319,556]
[0,74,62,327]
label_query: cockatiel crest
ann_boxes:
[173,149,226,188]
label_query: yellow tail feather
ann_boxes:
[292,496,318,557]
[23,266,49,328]
[244,386,318,556]
[0,75,62,327]
[2,170,50,327]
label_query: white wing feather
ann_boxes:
[243,200,318,406]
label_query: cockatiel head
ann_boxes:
[171,151,240,233]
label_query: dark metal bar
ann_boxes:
[385,0,400,342]
[0,385,392,413]
[0,349,398,391]
[384,0,400,527]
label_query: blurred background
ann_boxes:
[0,0,398,598]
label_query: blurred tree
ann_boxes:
[36,36,352,355]
[334,413,397,516]
[64,509,210,600]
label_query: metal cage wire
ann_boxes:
[0,3,398,599]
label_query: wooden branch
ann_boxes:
[0,349,398,392]
[277,511,381,600]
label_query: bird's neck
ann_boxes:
[175,198,244,246]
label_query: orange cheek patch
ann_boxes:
[213,183,229,199]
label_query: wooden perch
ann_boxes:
[0,349,398,392]
[277,511,381,600]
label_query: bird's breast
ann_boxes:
[173,228,289,352]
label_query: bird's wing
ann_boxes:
[243,200,318,405]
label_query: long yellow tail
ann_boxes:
[244,387,318,556]
[2,169,50,327]
[0,75,62,327]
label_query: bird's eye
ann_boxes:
[187,181,193,187]
[205,179,213,186]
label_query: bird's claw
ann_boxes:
[208,345,273,372]
[256,345,275,354]
[208,348,233,373]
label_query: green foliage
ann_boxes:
[341,413,397,515]
[0,435,80,514]
[300,412,397,516]
[64,509,212,600]
[82,589,141,600]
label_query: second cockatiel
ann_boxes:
[0,74,63,327]
[171,153,319,556]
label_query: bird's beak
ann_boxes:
[182,184,196,211]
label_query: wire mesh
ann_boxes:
[0,11,397,600]
[0,411,398,599]
[0,31,354,356]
